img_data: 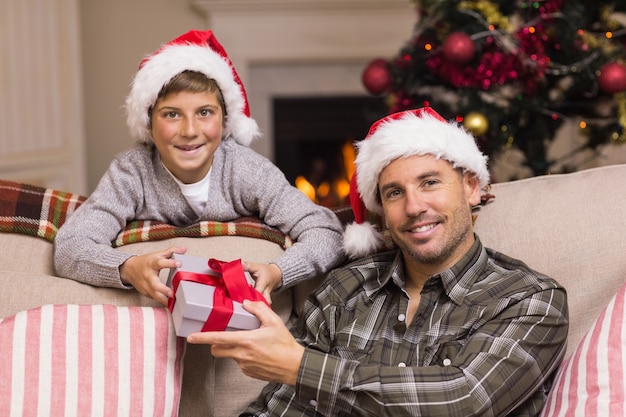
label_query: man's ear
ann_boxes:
[464,172,482,206]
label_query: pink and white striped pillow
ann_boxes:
[0,304,184,417]
[541,282,626,417]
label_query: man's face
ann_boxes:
[378,154,481,274]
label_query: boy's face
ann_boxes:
[151,89,224,184]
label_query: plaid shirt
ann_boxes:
[243,237,568,417]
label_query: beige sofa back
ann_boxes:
[473,164,626,358]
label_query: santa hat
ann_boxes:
[125,30,261,146]
[343,107,490,259]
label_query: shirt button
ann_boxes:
[398,314,406,322]
[309,399,318,407]
[398,362,406,367]
[443,358,451,366]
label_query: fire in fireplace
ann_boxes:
[273,95,386,208]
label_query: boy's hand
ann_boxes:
[243,262,283,303]
[119,246,187,306]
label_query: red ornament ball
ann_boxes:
[443,32,475,64]
[362,58,392,95]
[599,62,626,94]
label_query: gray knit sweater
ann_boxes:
[53,139,345,290]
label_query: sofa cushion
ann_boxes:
[0,304,184,417]
[540,281,626,417]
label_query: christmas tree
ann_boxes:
[362,0,626,179]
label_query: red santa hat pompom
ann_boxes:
[343,107,490,259]
[125,30,261,146]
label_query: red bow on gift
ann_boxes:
[167,258,268,331]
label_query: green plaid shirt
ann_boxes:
[243,237,568,417]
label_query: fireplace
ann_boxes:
[273,95,386,207]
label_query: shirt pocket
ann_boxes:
[421,339,465,366]
[332,345,372,363]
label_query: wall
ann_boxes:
[1,0,87,193]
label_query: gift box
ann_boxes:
[167,253,264,337]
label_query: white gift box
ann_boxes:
[167,253,261,337]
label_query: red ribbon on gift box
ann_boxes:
[167,258,268,331]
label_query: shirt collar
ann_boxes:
[373,235,488,306]
[439,235,488,305]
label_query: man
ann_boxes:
[188,107,568,416]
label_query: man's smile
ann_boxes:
[408,222,438,234]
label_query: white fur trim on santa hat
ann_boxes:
[355,111,489,215]
[125,43,260,146]
[343,221,384,260]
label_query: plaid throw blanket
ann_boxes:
[0,180,292,249]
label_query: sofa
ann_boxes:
[1,163,625,416]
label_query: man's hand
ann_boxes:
[119,246,187,306]
[244,262,283,303]
[187,300,304,386]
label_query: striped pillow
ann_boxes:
[541,282,626,417]
[0,305,184,417]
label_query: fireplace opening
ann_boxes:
[273,95,386,208]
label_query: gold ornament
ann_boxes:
[464,112,489,136]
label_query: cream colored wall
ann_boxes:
[1,0,87,193]
[80,0,205,192]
